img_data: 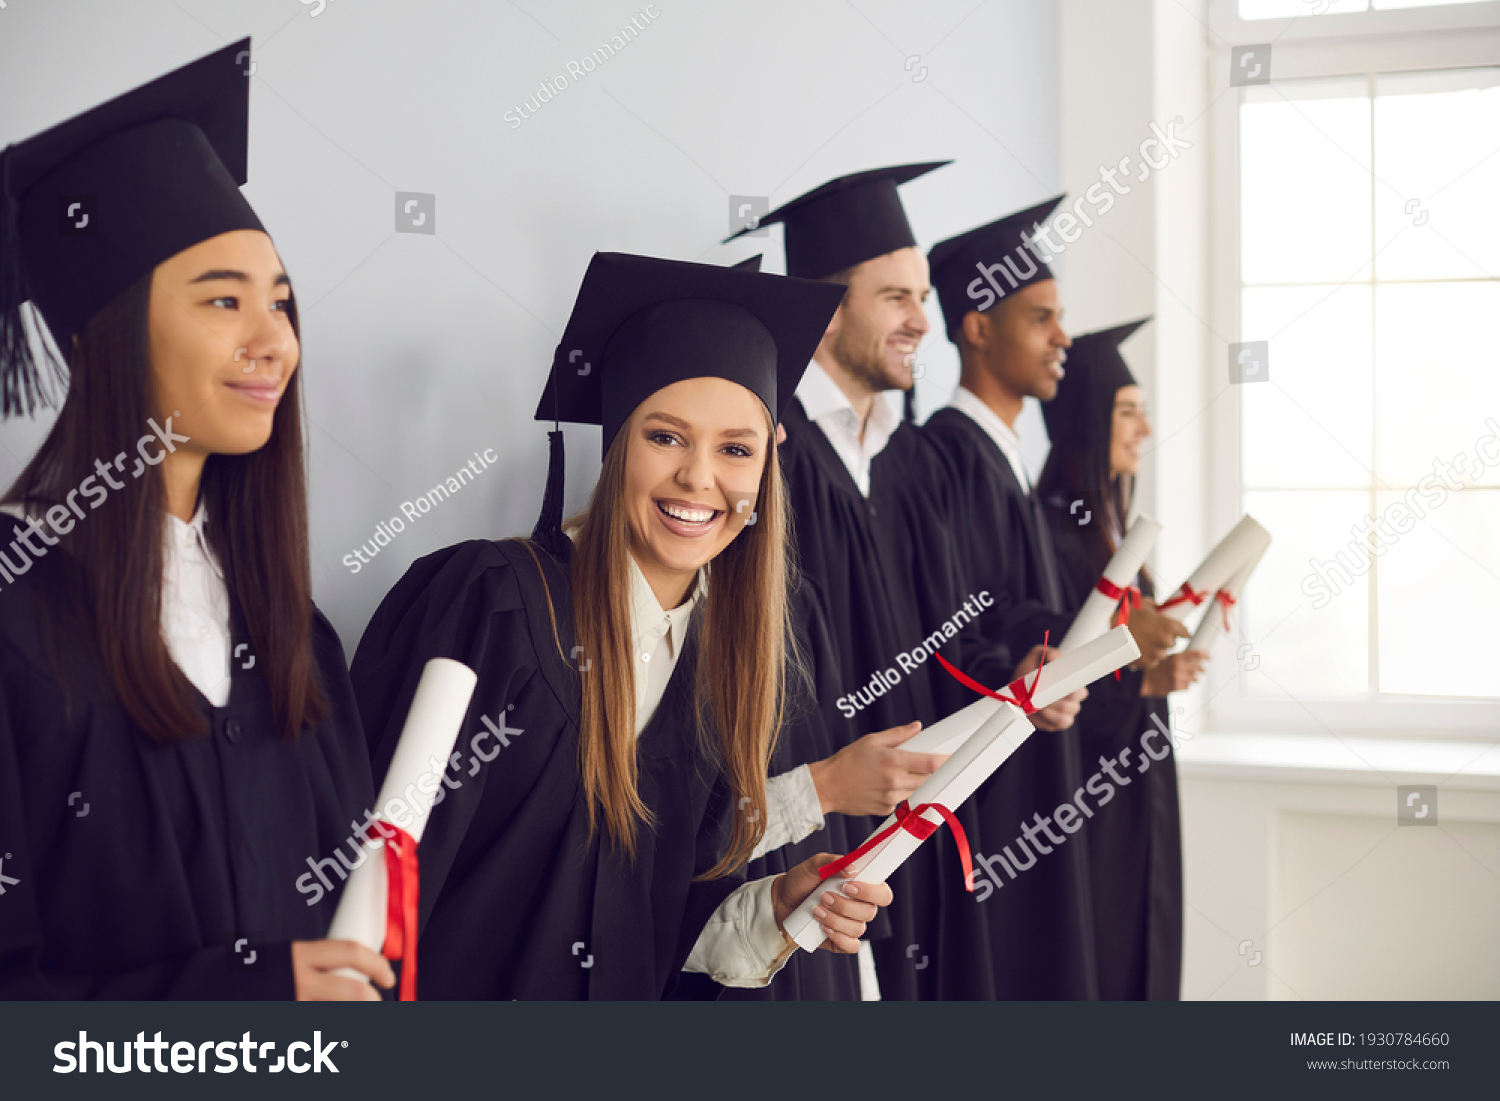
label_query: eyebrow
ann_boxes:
[643,411,762,439]
[190,269,292,287]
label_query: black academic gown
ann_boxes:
[780,400,1012,1000]
[349,538,745,1000]
[924,405,1101,1001]
[1044,499,1183,1001]
[0,552,374,999]
[721,577,861,1001]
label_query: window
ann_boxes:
[1207,2,1500,732]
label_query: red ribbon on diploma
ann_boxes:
[1158,582,1206,613]
[1096,577,1142,626]
[365,822,420,1001]
[934,630,1050,714]
[1215,590,1237,633]
[818,799,975,893]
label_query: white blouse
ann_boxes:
[620,553,800,987]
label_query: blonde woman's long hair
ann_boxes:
[562,408,792,879]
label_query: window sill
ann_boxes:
[1175,732,1500,790]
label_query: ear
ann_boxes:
[961,308,989,351]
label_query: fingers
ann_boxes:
[811,880,889,954]
[1010,645,1047,679]
[891,749,946,777]
[301,939,396,988]
[869,721,922,747]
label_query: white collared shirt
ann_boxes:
[0,500,232,706]
[795,359,902,497]
[621,551,799,987]
[948,385,1034,493]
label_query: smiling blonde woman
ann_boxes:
[351,253,897,999]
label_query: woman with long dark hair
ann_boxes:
[351,253,894,999]
[1036,319,1206,1000]
[0,42,391,999]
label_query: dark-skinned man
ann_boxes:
[924,199,1190,999]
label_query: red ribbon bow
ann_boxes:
[1158,582,1205,613]
[818,799,974,893]
[365,822,420,1001]
[1215,590,1237,633]
[1096,577,1142,626]
[934,629,1050,715]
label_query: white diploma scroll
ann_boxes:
[903,624,1141,756]
[1056,514,1163,652]
[784,627,1142,953]
[1158,515,1271,628]
[1186,540,1269,652]
[327,658,478,963]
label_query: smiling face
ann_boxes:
[621,376,771,605]
[970,278,1071,402]
[1110,384,1151,477]
[147,229,298,458]
[822,247,931,395]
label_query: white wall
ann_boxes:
[0,0,1060,655]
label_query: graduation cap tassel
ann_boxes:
[530,426,573,562]
[0,157,63,418]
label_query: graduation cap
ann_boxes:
[1040,317,1151,480]
[730,254,762,272]
[722,162,950,279]
[0,39,263,416]
[928,195,1066,344]
[530,252,846,558]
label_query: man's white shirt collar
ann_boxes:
[948,385,1033,493]
[795,359,901,497]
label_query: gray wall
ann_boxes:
[0,0,1060,657]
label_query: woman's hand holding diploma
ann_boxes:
[807,722,947,817]
[771,855,893,954]
[291,940,397,1001]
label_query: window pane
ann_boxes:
[1242,284,1373,489]
[1377,489,1500,696]
[1374,281,1500,488]
[1240,79,1371,284]
[1240,490,1371,697]
[1374,68,1500,281]
[1239,0,1367,16]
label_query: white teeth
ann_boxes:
[660,503,714,523]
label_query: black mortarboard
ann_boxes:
[1040,317,1150,472]
[928,195,1066,343]
[0,39,263,416]
[529,252,846,558]
[722,162,950,279]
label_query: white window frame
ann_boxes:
[1204,0,1500,741]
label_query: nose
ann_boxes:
[676,442,716,492]
[241,304,297,377]
[907,300,930,337]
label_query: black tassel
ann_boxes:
[0,153,65,418]
[902,386,916,424]
[530,428,572,562]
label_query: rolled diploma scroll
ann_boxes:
[1056,514,1163,652]
[785,703,1033,952]
[1186,540,1269,652]
[903,624,1142,756]
[327,657,478,975]
[1159,514,1271,628]
[785,621,1140,951]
